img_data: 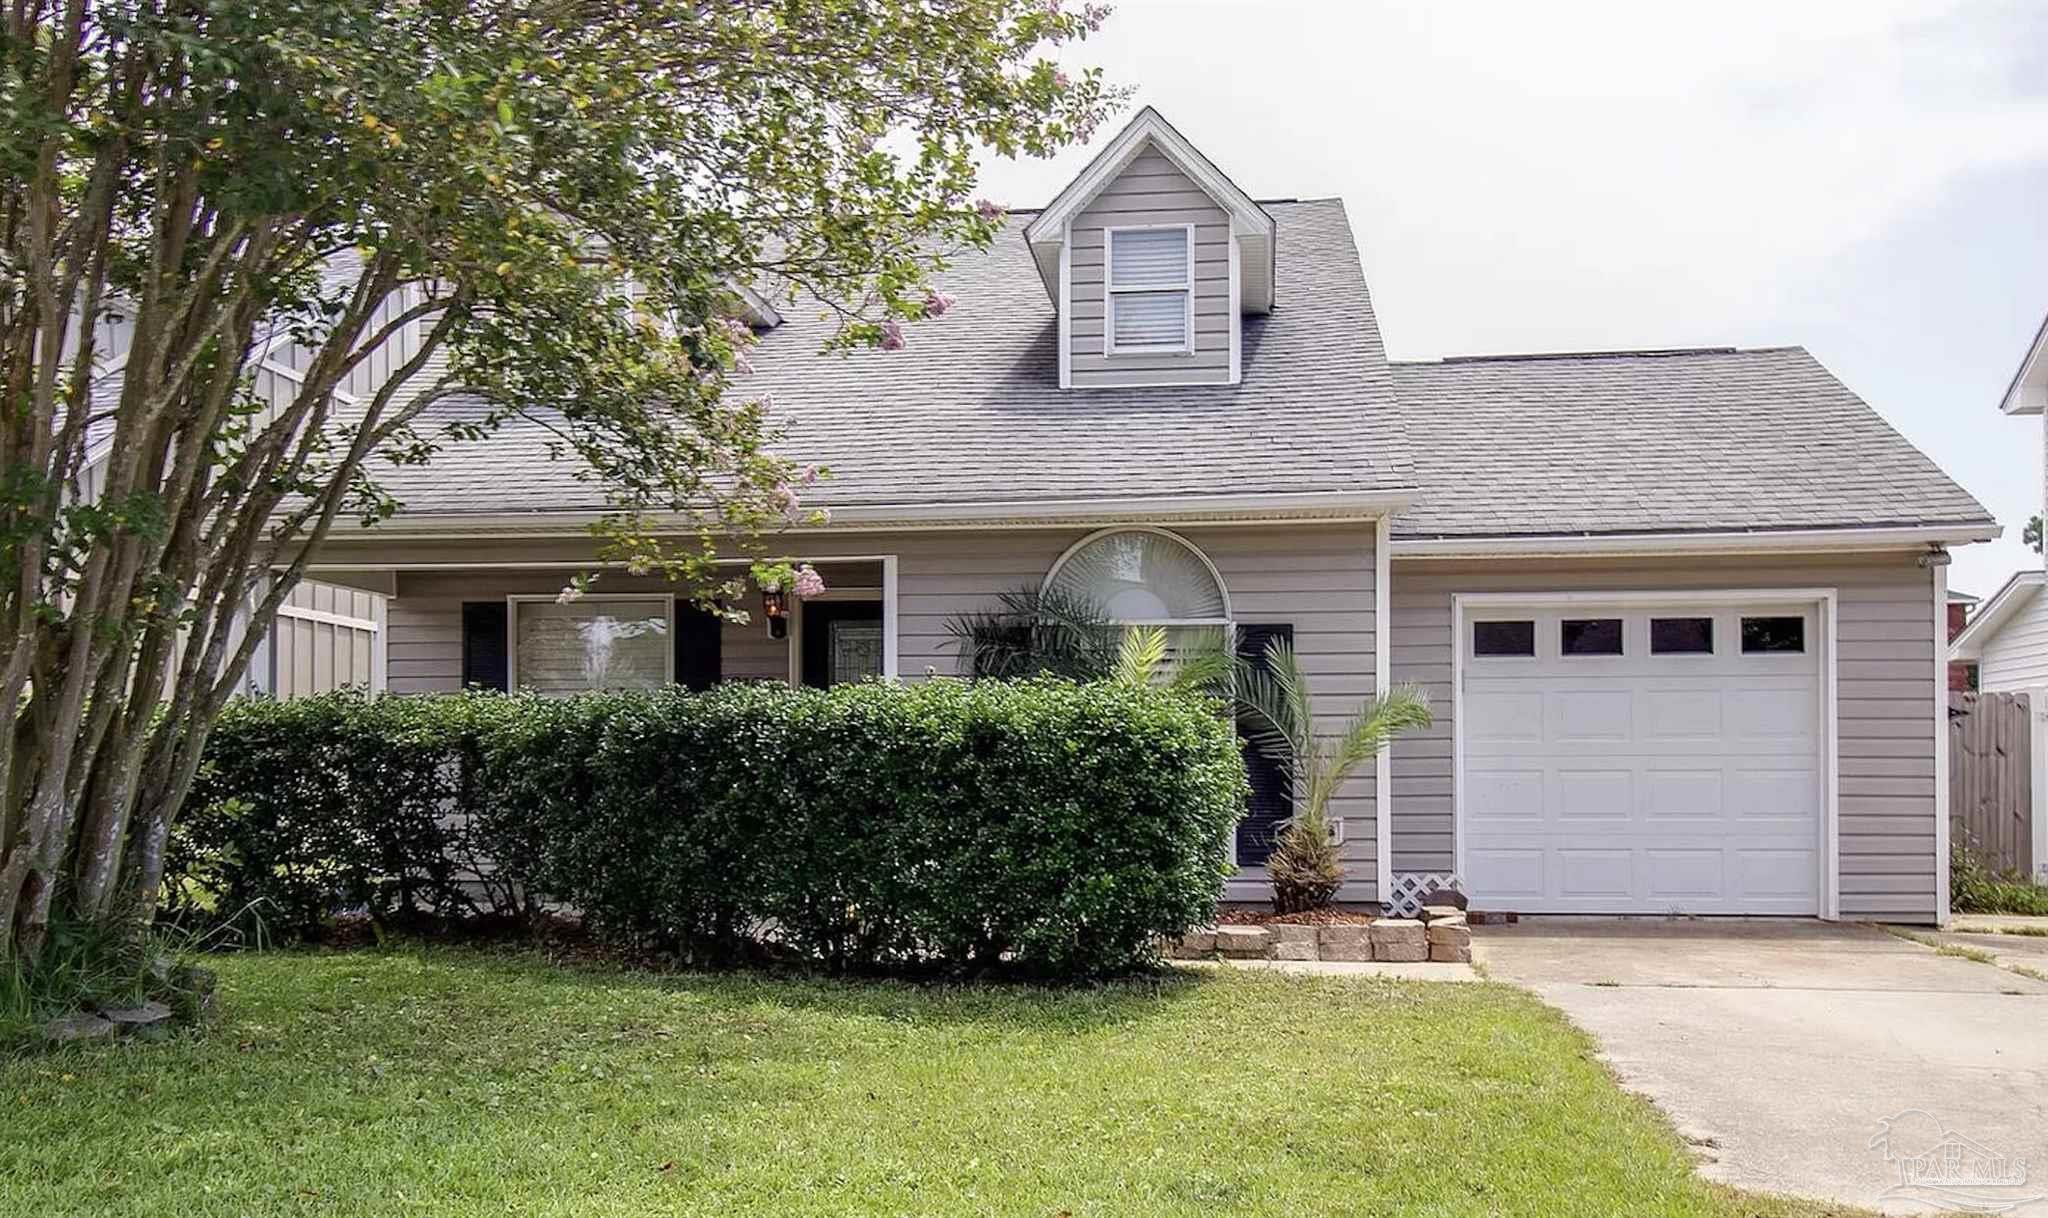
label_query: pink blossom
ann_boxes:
[772,484,800,515]
[1041,0,1061,14]
[733,350,754,375]
[1082,1,1111,29]
[879,318,905,351]
[923,290,957,318]
[555,585,584,605]
[1053,69,1071,90]
[799,463,822,485]
[793,564,826,599]
[974,198,1005,221]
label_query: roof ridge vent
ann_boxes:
[1437,347,1742,365]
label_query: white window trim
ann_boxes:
[1449,588,1841,921]
[506,592,676,693]
[1041,525,1234,624]
[1102,224,1194,358]
[787,590,890,687]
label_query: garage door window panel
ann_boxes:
[1741,616,1805,654]
[1650,616,1714,656]
[1473,619,1535,658]
[1560,618,1624,657]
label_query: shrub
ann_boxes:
[169,691,526,940]
[1952,840,2048,916]
[475,679,1245,977]
[178,680,1245,978]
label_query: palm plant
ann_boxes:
[1109,625,1234,697]
[1236,639,1432,913]
[943,587,1119,679]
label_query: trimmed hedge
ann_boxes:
[172,680,1245,977]
[168,692,525,939]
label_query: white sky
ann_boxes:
[971,0,2048,596]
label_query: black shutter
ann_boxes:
[1234,623,1295,867]
[461,601,509,691]
[674,603,723,692]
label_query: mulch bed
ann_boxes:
[1217,908,1377,926]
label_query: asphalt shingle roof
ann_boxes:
[338,207,1992,539]
[1389,347,1991,539]
[372,199,1414,515]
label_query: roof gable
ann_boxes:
[1952,569,2045,657]
[2000,310,2048,415]
[1023,107,1276,311]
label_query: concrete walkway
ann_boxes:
[1934,915,2048,969]
[1477,919,2048,1215]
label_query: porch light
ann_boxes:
[761,586,789,639]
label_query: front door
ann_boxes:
[800,601,885,688]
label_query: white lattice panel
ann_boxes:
[1388,872,1463,918]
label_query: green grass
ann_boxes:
[1934,942,1998,964]
[0,947,1865,1217]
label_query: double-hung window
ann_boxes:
[1104,226,1192,355]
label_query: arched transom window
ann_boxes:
[1044,528,1230,625]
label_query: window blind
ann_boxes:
[1111,291,1188,349]
[1108,227,1188,289]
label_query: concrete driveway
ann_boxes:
[1476,920,2048,1214]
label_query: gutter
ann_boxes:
[1390,523,2001,559]
[337,488,1419,538]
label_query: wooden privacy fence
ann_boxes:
[1950,690,2033,876]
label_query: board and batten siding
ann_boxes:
[1977,586,2048,691]
[1387,552,1941,922]
[348,523,1382,901]
[1065,143,1233,388]
[264,579,386,697]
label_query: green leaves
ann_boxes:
[1235,639,1433,909]
[181,680,1243,979]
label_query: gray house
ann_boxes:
[298,108,1996,924]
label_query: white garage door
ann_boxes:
[1459,600,1824,914]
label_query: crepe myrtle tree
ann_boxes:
[0,0,1119,960]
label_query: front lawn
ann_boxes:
[3,949,1860,1217]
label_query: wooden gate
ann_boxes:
[1949,691,2033,876]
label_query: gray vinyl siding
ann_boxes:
[1387,552,1941,922]
[1066,144,1233,388]
[338,522,1381,901]
[1977,589,2048,690]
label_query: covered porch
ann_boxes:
[299,520,1384,904]
[331,558,895,696]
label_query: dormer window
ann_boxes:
[1105,226,1192,355]
[1025,107,1275,389]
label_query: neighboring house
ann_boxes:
[286,107,1993,923]
[1946,319,2048,881]
[1947,588,1979,691]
